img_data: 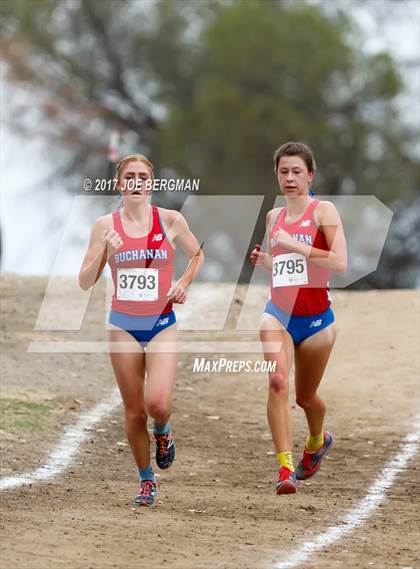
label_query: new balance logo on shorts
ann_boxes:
[299,219,311,228]
[152,233,163,242]
[309,319,322,328]
[157,317,169,326]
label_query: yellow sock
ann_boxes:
[306,432,324,452]
[277,451,295,472]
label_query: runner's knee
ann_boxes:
[125,407,148,430]
[145,396,171,422]
[268,370,289,397]
[296,394,318,410]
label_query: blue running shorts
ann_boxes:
[264,300,334,345]
[109,310,176,347]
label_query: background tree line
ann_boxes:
[1,0,418,286]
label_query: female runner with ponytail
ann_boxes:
[80,154,204,506]
[250,142,347,495]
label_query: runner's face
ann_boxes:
[276,156,314,196]
[119,161,153,200]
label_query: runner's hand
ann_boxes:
[271,229,296,250]
[167,280,187,304]
[250,244,266,266]
[103,229,123,258]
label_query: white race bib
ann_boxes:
[272,253,308,287]
[117,268,158,301]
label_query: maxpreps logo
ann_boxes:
[152,233,163,242]
[299,220,311,228]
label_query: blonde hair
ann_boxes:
[116,153,154,182]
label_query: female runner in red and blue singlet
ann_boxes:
[250,142,347,495]
[79,154,204,506]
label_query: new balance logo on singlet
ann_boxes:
[152,233,163,242]
[299,220,311,228]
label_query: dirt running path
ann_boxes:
[1,276,419,569]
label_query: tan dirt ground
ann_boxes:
[0,275,419,569]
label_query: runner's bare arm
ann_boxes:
[263,210,275,271]
[79,217,121,290]
[313,201,348,271]
[250,211,274,271]
[272,202,347,273]
[165,212,204,304]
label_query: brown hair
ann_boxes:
[273,142,316,174]
[116,153,154,182]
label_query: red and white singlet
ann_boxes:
[270,199,331,316]
[108,206,174,316]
